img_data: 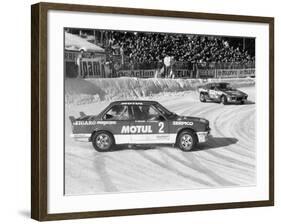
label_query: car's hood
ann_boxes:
[175,115,205,123]
[222,90,247,97]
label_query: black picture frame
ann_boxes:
[31,2,274,221]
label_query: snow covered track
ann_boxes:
[64,86,256,195]
[65,77,255,105]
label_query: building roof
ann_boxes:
[64,32,105,53]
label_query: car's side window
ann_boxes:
[132,105,163,121]
[131,105,143,120]
[103,105,130,120]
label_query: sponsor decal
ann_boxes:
[198,68,255,78]
[73,120,117,126]
[121,125,153,134]
[198,69,216,78]
[97,121,117,125]
[64,51,78,62]
[117,69,156,78]
[73,120,97,125]
[120,102,143,105]
[80,58,105,78]
[156,134,170,139]
[216,68,255,78]
[173,121,194,126]
[174,69,192,78]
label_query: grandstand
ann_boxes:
[64,28,255,78]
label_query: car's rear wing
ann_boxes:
[69,112,87,124]
[69,116,76,123]
[79,112,86,117]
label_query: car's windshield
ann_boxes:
[217,83,235,90]
[154,103,176,117]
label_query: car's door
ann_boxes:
[208,86,217,99]
[130,104,170,144]
[102,104,132,144]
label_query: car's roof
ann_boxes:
[109,100,159,106]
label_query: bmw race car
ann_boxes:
[69,101,210,152]
[198,82,248,104]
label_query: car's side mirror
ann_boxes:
[158,115,165,121]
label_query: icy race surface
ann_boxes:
[64,78,256,195]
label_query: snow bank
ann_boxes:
[65,77,255,104]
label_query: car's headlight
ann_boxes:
[199,118,208,124]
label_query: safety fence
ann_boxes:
[119,61,255,70]
[64,52,255,79]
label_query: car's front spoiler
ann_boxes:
[196,131,210,143]
[227,96,248,103]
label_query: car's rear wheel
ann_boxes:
[200,93,206,102]
[92,131,115,152]
[221,95,227,105]
[177,130,197,151]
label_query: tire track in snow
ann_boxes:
[64,87,256,194]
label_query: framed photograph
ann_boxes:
[31,2,274,221]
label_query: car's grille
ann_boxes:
[206,121,210,131]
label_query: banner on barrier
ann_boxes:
[197,69,216,78]
[216,69,255,78]
[198,68,255,78]
[65,51,78,62]
[117,69,194,78]
[77,63,255,79]
[79,58,105,78]
[174,69,193,78]
[117,69,156,78]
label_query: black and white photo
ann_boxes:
[31,3,274,220]
[64,28,256,195]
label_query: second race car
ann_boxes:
[198,82,248,104]
[69,100,210,152]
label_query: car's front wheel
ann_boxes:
[177,130,197,151]
[92,131,115,152]
[200,93,206,102]
[221,95,227,105]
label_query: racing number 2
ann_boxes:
[158,122,164,133]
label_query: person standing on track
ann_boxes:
[76,49,84,78]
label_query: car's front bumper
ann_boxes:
[227,96,248,102]
[196,131,210,143]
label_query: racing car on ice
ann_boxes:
[69,100,210,152]
[198,82,248,104]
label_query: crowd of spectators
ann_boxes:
[103,31,255,67]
